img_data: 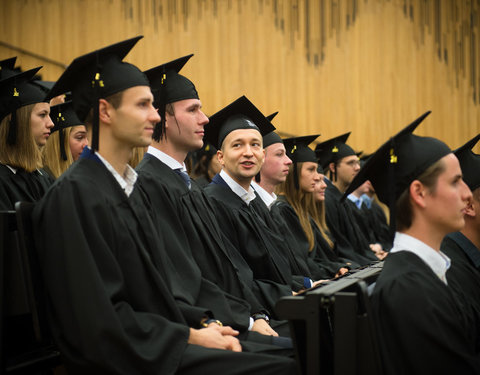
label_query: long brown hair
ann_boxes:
[311,186,334,248]
[42,126,76,178]
[0,104,43,172]
[278,162,320,251]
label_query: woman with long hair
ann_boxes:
[274,135,353,279]
[43,100,88,179]
[0,68,54,210]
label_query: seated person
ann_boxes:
[33,37,296,375]
[343,111,480,373]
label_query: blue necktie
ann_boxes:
[174,168,191,189]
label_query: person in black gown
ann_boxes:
[343,111,480,374]
[316,133,381,264]
[32,37,296,375]
[0,67,54,210]
[136,56,287,338]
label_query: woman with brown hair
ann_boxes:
[0,68,54,210]
[43,100,88,179]
[274,135,353,279]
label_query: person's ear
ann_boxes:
[217,150,225,167]
[98,99,112,124]
[328,162,335,173]
[409,180,427,208]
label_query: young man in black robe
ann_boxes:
[315,133,380,264]
[136,56,286,338]
[343,111,480,373]
[32,37,296,375]
[203,96,303,310]
[440,134,480,351]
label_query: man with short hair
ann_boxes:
[344,112,479,373]
[203,96,301,312]
[136,57,283,339]
[316,133,379,264]
[33,38,296,375]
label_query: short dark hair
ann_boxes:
[396,158,446,231]
[84,91,125,127]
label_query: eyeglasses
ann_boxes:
[342,159,361,167]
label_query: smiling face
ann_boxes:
[217,128,265,189]
[30,102,54,147]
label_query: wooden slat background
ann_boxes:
[1,0,479,153]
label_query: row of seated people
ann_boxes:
[1,36,480,374]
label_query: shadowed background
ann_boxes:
[1,0,479,154]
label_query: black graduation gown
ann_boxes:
[33,154,296,375]
[250,193,316,288]
[270,197,340,280]
[368,200,393,250]
[0,163,53,210]
[324,180,377,265]
[135,154,268,320]
[204,174,294,314]
[441,233,480,351]
[372,251,480,374]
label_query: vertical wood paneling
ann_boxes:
[1,0,479,154]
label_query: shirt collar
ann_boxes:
[147,146,186,172]
[6,165,17,174]
[391,232,451,284]
[251,181,277,209]
[360,193,373,209]
[347,193,363,209]
[94,151,137,197]
[220,169,256,205]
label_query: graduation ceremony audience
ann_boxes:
[2,36,480,375]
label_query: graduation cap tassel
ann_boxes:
[388,139,397,236]
[293,162,299,190]
[59,128,67,161]
[153,71,166,142]
[6,110,17,145]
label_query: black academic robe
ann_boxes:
[250,194,316,288]
[135,154,269,322]
[33,153,296,375]
[0,163,53,210]
[204,174,294,314]
[368,200,393,250]
[441,233,480,351]
[269,197,342,280]
[372,251,480,374]
[324,180,377,265]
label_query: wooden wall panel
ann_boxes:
[1,0,479,154]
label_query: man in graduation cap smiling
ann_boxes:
[136,56,289,341]
[343,112,479,373]
[32,38,296,375]
[203,96,307,312]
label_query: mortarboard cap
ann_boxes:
[0,67,47,144]
[342,111,451,230]
[46,36,149,151]
[144,54,199,141]
[0,57,18,80]
[454,134,480,192]
[49,100,83,161]
[204,96,275,149]
[262,112,282,148]
[32,80,55,94]
[315,132,355,168]
[283,134,320,189]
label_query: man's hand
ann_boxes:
[251,319,279,336]
[188,325,242,352]
[335,267,349,277]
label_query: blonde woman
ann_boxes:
[0,68,54,210]
[43,101,88,179]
